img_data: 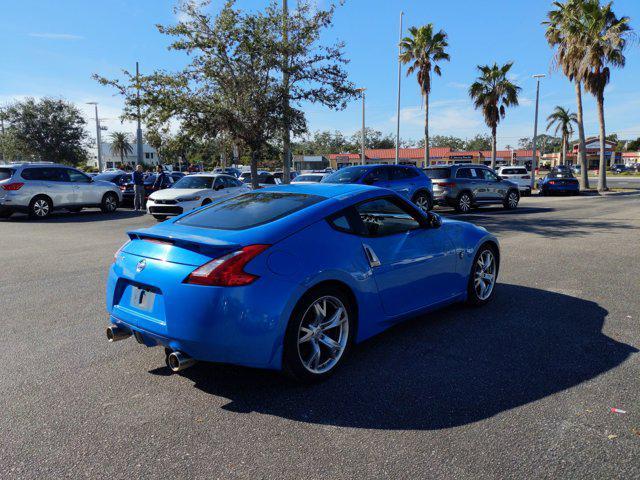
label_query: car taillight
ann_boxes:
[2,182,24,191]
[185,245,271,286]
[548,181,556,185]
[435,181,456,188]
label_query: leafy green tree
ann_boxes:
[546,106,577,165]
[4,98,87,165]
[464,134,494,151]
[468,62,521,169]
[400,23,450,164]
[625,137,640,151]
[429,135,466,150]
[109,131,134,166]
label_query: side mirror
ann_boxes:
[427,211,442,229]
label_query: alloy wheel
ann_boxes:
[33,199,50,217]
[459,194,471,213]
[297,295,349,374]
[105,195,117,212]
[508,192,518,208]
[415,194,430,212]
[473,250,496,301]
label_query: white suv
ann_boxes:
[0,163,123,219]
[496,166,532,196]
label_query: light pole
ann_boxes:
[395,11,404,165]
[357,88,366,165]
[135,62,144,167]
[86,102,103,172]
[530,74,545,190]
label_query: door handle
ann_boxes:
[363,244,381,268]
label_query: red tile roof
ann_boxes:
[622,151,640,157]
[365,147,452,159]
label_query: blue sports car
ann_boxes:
[106,184,499,382]
[537,170,580,195]
[321,164,434,212]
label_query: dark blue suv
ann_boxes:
[321,164,433,211]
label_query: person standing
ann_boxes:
[133,164,145,211]
[153,165,168,191]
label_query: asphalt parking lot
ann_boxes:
[1,192,639,479]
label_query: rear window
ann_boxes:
[294,175,323,183]
[176,192,325,230]
[501,168,527,175]
[0,168,14,181]
[423,168,451,179]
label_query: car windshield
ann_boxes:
[176,192,325,230]
[173,176,214,189]
[548,172,574,179]
[321,166,369,183]
[0,168,15,180]
[293,175,322,183]
[423,168,451,179]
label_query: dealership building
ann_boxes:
[327,147,535,169]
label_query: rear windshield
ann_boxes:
[423,168,451,179]
[501,168,527,175]
[294,175,323,183]
[176,192,325,230]
[0,168,14,181]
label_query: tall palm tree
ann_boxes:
[574,0,632,191]
[399,24,450,166]
[544,0,590,189]
[109,131,133,167]
[468,62,521,169]
[546,106,577,165]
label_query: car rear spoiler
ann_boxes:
[127,228,241,257]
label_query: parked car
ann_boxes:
[495,166,532,196]
[239,170,270,184]
[213,167,242,178]
[611,164,628,174]
[105,183,500,382]
[537,171,580,195]
[120,173,174,205]
[0,163,122,219]
[291,173,325,184]
[146,173,250,221]
[321,164,433,212]
[241,172,282,188]
[93,170,130,187]
[423,164,520,213]
[272,171,299,182]
[169,171,185,182]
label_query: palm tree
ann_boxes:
[109,131,133,167]
[546,106,577,166]
[544,0,590,189]
[468,62,521,169]
[399,24,450,166]
[574,0,632,191]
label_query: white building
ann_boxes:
[87,141,160,170]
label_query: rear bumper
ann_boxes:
[543,183,580,192]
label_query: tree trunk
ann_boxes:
[596,91,607,192]
[250,148,259,190]
[575,82,589,190]
[561,134,566,166]
[281,0,291,184]
[490,125,497,170]
[424,92,429,167]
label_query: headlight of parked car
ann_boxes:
[176,196,201,202]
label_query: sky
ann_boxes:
[1,0,639,150]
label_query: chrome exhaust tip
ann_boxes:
[166,351,197,372]
[106,325,131,342]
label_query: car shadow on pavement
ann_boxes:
[165,284,637,430]
[3,209,146,223]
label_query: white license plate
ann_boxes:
[130,286,156,312]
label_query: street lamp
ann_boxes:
[357,88,366,165]
[86,102,103,172]
[395,11,404,165]
[135,62,144,167]
[530,74,545,190]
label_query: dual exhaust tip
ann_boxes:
[105,325,196,372]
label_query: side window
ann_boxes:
[66,169,91,183]
[404,168,419,178]
[388,167,405,181]
[45,168,69,182]
[213,177,225,189]
[456,168,472,179]
[480,169,499,181]
[327,212,354,233]
[354,197,422,237]
[21,168,44,181]
[363,168,388,185]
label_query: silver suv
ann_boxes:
[423,164,520,213]
[0,163,123,219]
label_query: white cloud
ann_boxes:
[447,82,468,90]
[28,33,83,40]
[519,96,533,107]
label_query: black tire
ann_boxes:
[28,196,52,218]
[283,285,355,383]
[67,207,83,213]
[101,192,119,213]
[503,189,519,209]
[412,191,432,212]
[455,192,473,214]
[466,243,499,307]
[153,215,167,222]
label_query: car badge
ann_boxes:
[136,259,147,273]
